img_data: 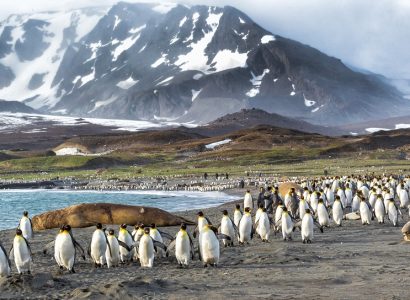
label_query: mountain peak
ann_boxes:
[0,2,407,126]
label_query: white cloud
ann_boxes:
[1,0,410,79]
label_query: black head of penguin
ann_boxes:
[335,195,340,201]
[262,208,267,212]
[150,223,156,229]
[278,199,283,205]
[96,223,103,229]
[222,210,228,216]
[134,224,139,230]
[259,203,264,209]
[120,224,127,229]
[180,223,187,230]
[305,208,311,214]
[282,207,288,213]
[64,225,72,231]
[144,227,150,234]
[197,211,204,217]
[235,204,241,210]
[318,198,324,204]
[23,211,28,217]
[108,229,115,235]
[244,207,251,213]
[16,228,23,236]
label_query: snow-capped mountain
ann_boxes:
[0,2,408,126]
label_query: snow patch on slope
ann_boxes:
[116,76,138,89]
[261,35,275,44]
[0,9,106,108]
[246,69,269,98]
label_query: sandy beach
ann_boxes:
[0,193,409,300]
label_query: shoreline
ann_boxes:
[1,192,410,299]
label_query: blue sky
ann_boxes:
[1,0,409,79]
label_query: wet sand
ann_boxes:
[0,196,409,299]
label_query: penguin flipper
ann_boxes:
[158,230,174,241]
[118,241,132,252]
[152,240,168,254]
[167,239,176,252]
[0,243,11,268]
[205,217,213,225]
[70,234,86,260]
[193,226,198,238]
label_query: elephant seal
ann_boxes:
[278,182,302,199]
[32,203,195,230]
[343,212,361,220]
[401,221,410,241]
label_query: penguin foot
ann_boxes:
[203,264,208,268]
[27,270,31,275]
[302,240,306,244]
[307,240,312,244]
[60,266,64,270]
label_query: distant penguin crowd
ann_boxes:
[0,174,410,277]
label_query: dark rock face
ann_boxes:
[15,19,51,61]
[0,64,14,89]
[0,99,37,113]
[0,3,408,126]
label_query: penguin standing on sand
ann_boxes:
[255,208,271,242]
[301,209,314,243]
[193,211,212,238]
[0,241,11,277]
[199,224,230,267]
[233,204,242,228]
[90,223,108,267]
[387,198,401,227]
[280,207,294,241]
[173,223,194,267]
[374,195,386,224]
[360,198,372,225]
[317,199,330,227]
[54,225,85,273]
[244,190,253,209]
[11,229,32,275]
[118,224,134,263]
[138,228,167,268]
[332,196,344,226]
[149,224,173,258]
[219,210,237,247]
[18,211,33,240]
[238,207,253,244]
[105,229,120,268]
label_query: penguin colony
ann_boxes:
[0,174,410,277]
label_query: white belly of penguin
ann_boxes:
[175,233,191,265]
[56,234,76,270]
[301,215,313,241]
[360,202,371,224]
[118,232,133,261]
[374,200,385,223]
[282,215,293,238]
[91,230,107,265]
[221,217,235,244]
[332,203,343,225]
[200,231,219,265]
[138,235,154,268]
[234,212,242,227]
[388,203,398,226]
[317,205,330,226]
[20,218,33,240]
[239,215,252,243]
[257,213,270,240]
[105,236,120,268]
[13,237,31,273]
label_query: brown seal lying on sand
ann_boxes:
[401,221,410,241]
[278,182,302,198]
[32,203,195,230]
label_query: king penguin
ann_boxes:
[105,229,120,268]
[238,207,253,244]
[90,223,108,267]
[174,223,194,267]
[11,228,32,274]
[301,209,314,244]
[138,227,167,268]
[220,210,236,246]
[54,225,85,273]
[18,211,33,240]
